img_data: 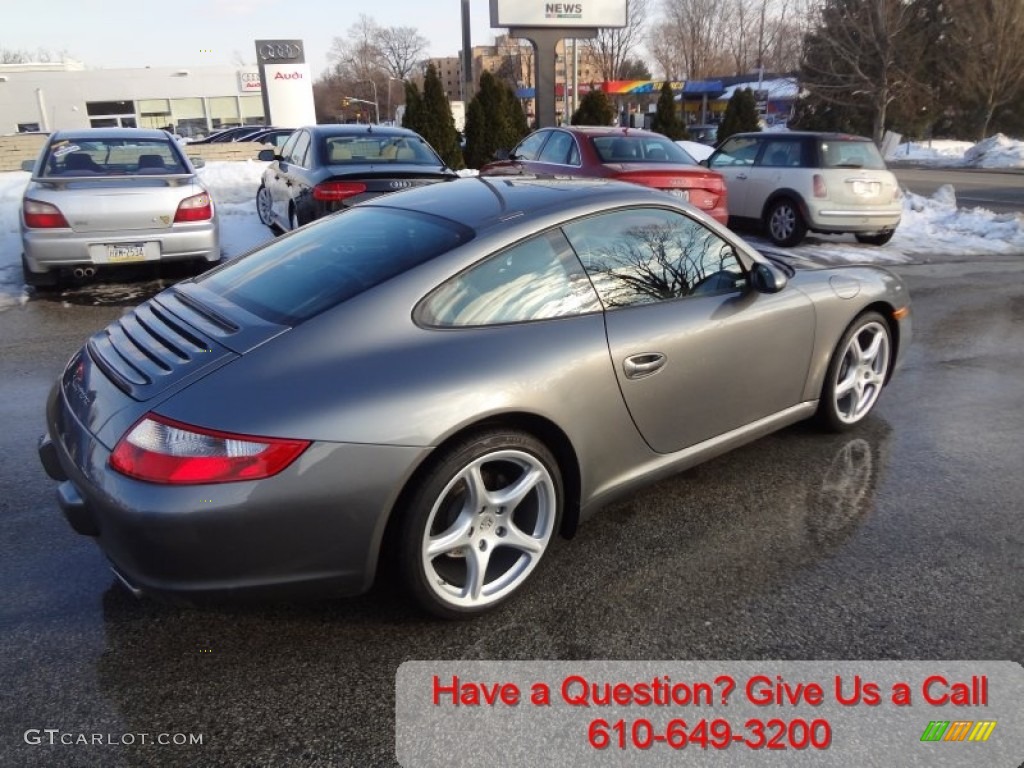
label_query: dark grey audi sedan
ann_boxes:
[39,177,911,618]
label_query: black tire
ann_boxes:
[21,254,59,290]
[817,312,892,432]
[855,231,895,246]
[397,429,562,619]
[764,198,807,247]
[256,183,274,230]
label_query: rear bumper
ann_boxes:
[808,206,902,235]
[22,222,219,272]
[40,382,430,601]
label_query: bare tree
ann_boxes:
[327,14,385,82]
[800,0,923,143]
[584,0,650,80]
[648,25,684,79]
[374,26,429,80]
[659,0,734,80]
[942,0,1024,139]
[1,47,69,64]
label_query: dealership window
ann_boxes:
[86,100,137,128]
[240,96,265,125]
[138,98,171,130]
[170,97,207,139]
[209,96,241,129]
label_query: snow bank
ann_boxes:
[887,134,1024,169]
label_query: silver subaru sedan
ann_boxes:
[20,128,219,287]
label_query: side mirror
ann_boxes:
[21,160,36,172]
[189,156,205,169]
[751,262,788,294]
[493,148,511,161]
[699,158,710,168]
[257,149,276,162]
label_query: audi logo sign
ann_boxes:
[390,181,414,189]
[238,70,262,92]
[273,71,303,80]
[257,41,303,61]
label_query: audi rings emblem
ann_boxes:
[259,42,302,61]
[389,181,414,189]
[240,72,260,83]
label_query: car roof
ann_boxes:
[365,175,679,233]
[727,131,874,142]
[551,126,668,139]
[302,124,426,140]
[49,127,172,141]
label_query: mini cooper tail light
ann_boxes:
[110,414,310,485]
[23,198,70,228]
[313,181,367,201]
[812,174,828,198]
[173,192,213,222]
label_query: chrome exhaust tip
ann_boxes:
[73,268,85,278]
[82,266,96,277]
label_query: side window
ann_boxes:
[419,229,602,327]
[286,131,311,167]
[538,131,576,164]
[563,208,746,309]
[514,131,549,161]
[278,132,300,161]
[708,137,761,168]
[759,140,801,167]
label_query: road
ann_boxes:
[892,166,1024,214]
[1,255,1023,767]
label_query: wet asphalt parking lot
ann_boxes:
[1,253,1022,767]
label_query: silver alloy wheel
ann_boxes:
[769,202,797,241]
[420,449,556,610]
[832,321,890,424]
[256,185,273,227]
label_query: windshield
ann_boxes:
[592,135,699,164]
[195,206,472,324]
[41,138,187,177]
[322,135,442,165]
[819,139,887,170]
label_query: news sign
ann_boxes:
[490,0,627,28]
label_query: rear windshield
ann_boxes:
[322,135,442,165]
[592,135,697,164]
[818,139,887,170]
[195,206,472,324]
[41,138,187,176]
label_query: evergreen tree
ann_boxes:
[401,81,426,136]
[718,88,761,143]
[650,82,688,140]
[571,89,616,126]
[463,71,527,168]
[419,63,464,169]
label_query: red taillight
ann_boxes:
[812,174,828,198]
[23,198,69,228]
[313,181,367,201]
[110,414,310,485]
[173,192,213,222]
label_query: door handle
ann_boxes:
[623,353,666,379]
[736,173,748,180]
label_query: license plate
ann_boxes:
[667,189,689,201]
[851,181,881,196]
[107,244,146,262]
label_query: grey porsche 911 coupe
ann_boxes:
[38,177,911,618]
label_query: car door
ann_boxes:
[268,131,301,227]
[707,136,763,219]
[277,130,311,228]
[562,206,816,454]
[742,137,808,218]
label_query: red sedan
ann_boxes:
[479,126,729,225]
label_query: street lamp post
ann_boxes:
[360,79,380,124]
[386,76,402,125]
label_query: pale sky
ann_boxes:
[4,0,502,76]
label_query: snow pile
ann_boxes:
[197,159,275,257]
[895,184,1024,256]
[962,134,1024,169]
[887,134,1024,168]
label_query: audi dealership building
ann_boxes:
[0,60,270,138]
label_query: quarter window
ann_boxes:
[563,208,746,309]
[286,131,310,166]
[419,229,602,326]
[708,137,761,168]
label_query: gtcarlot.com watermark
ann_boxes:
[24,729,204,746]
